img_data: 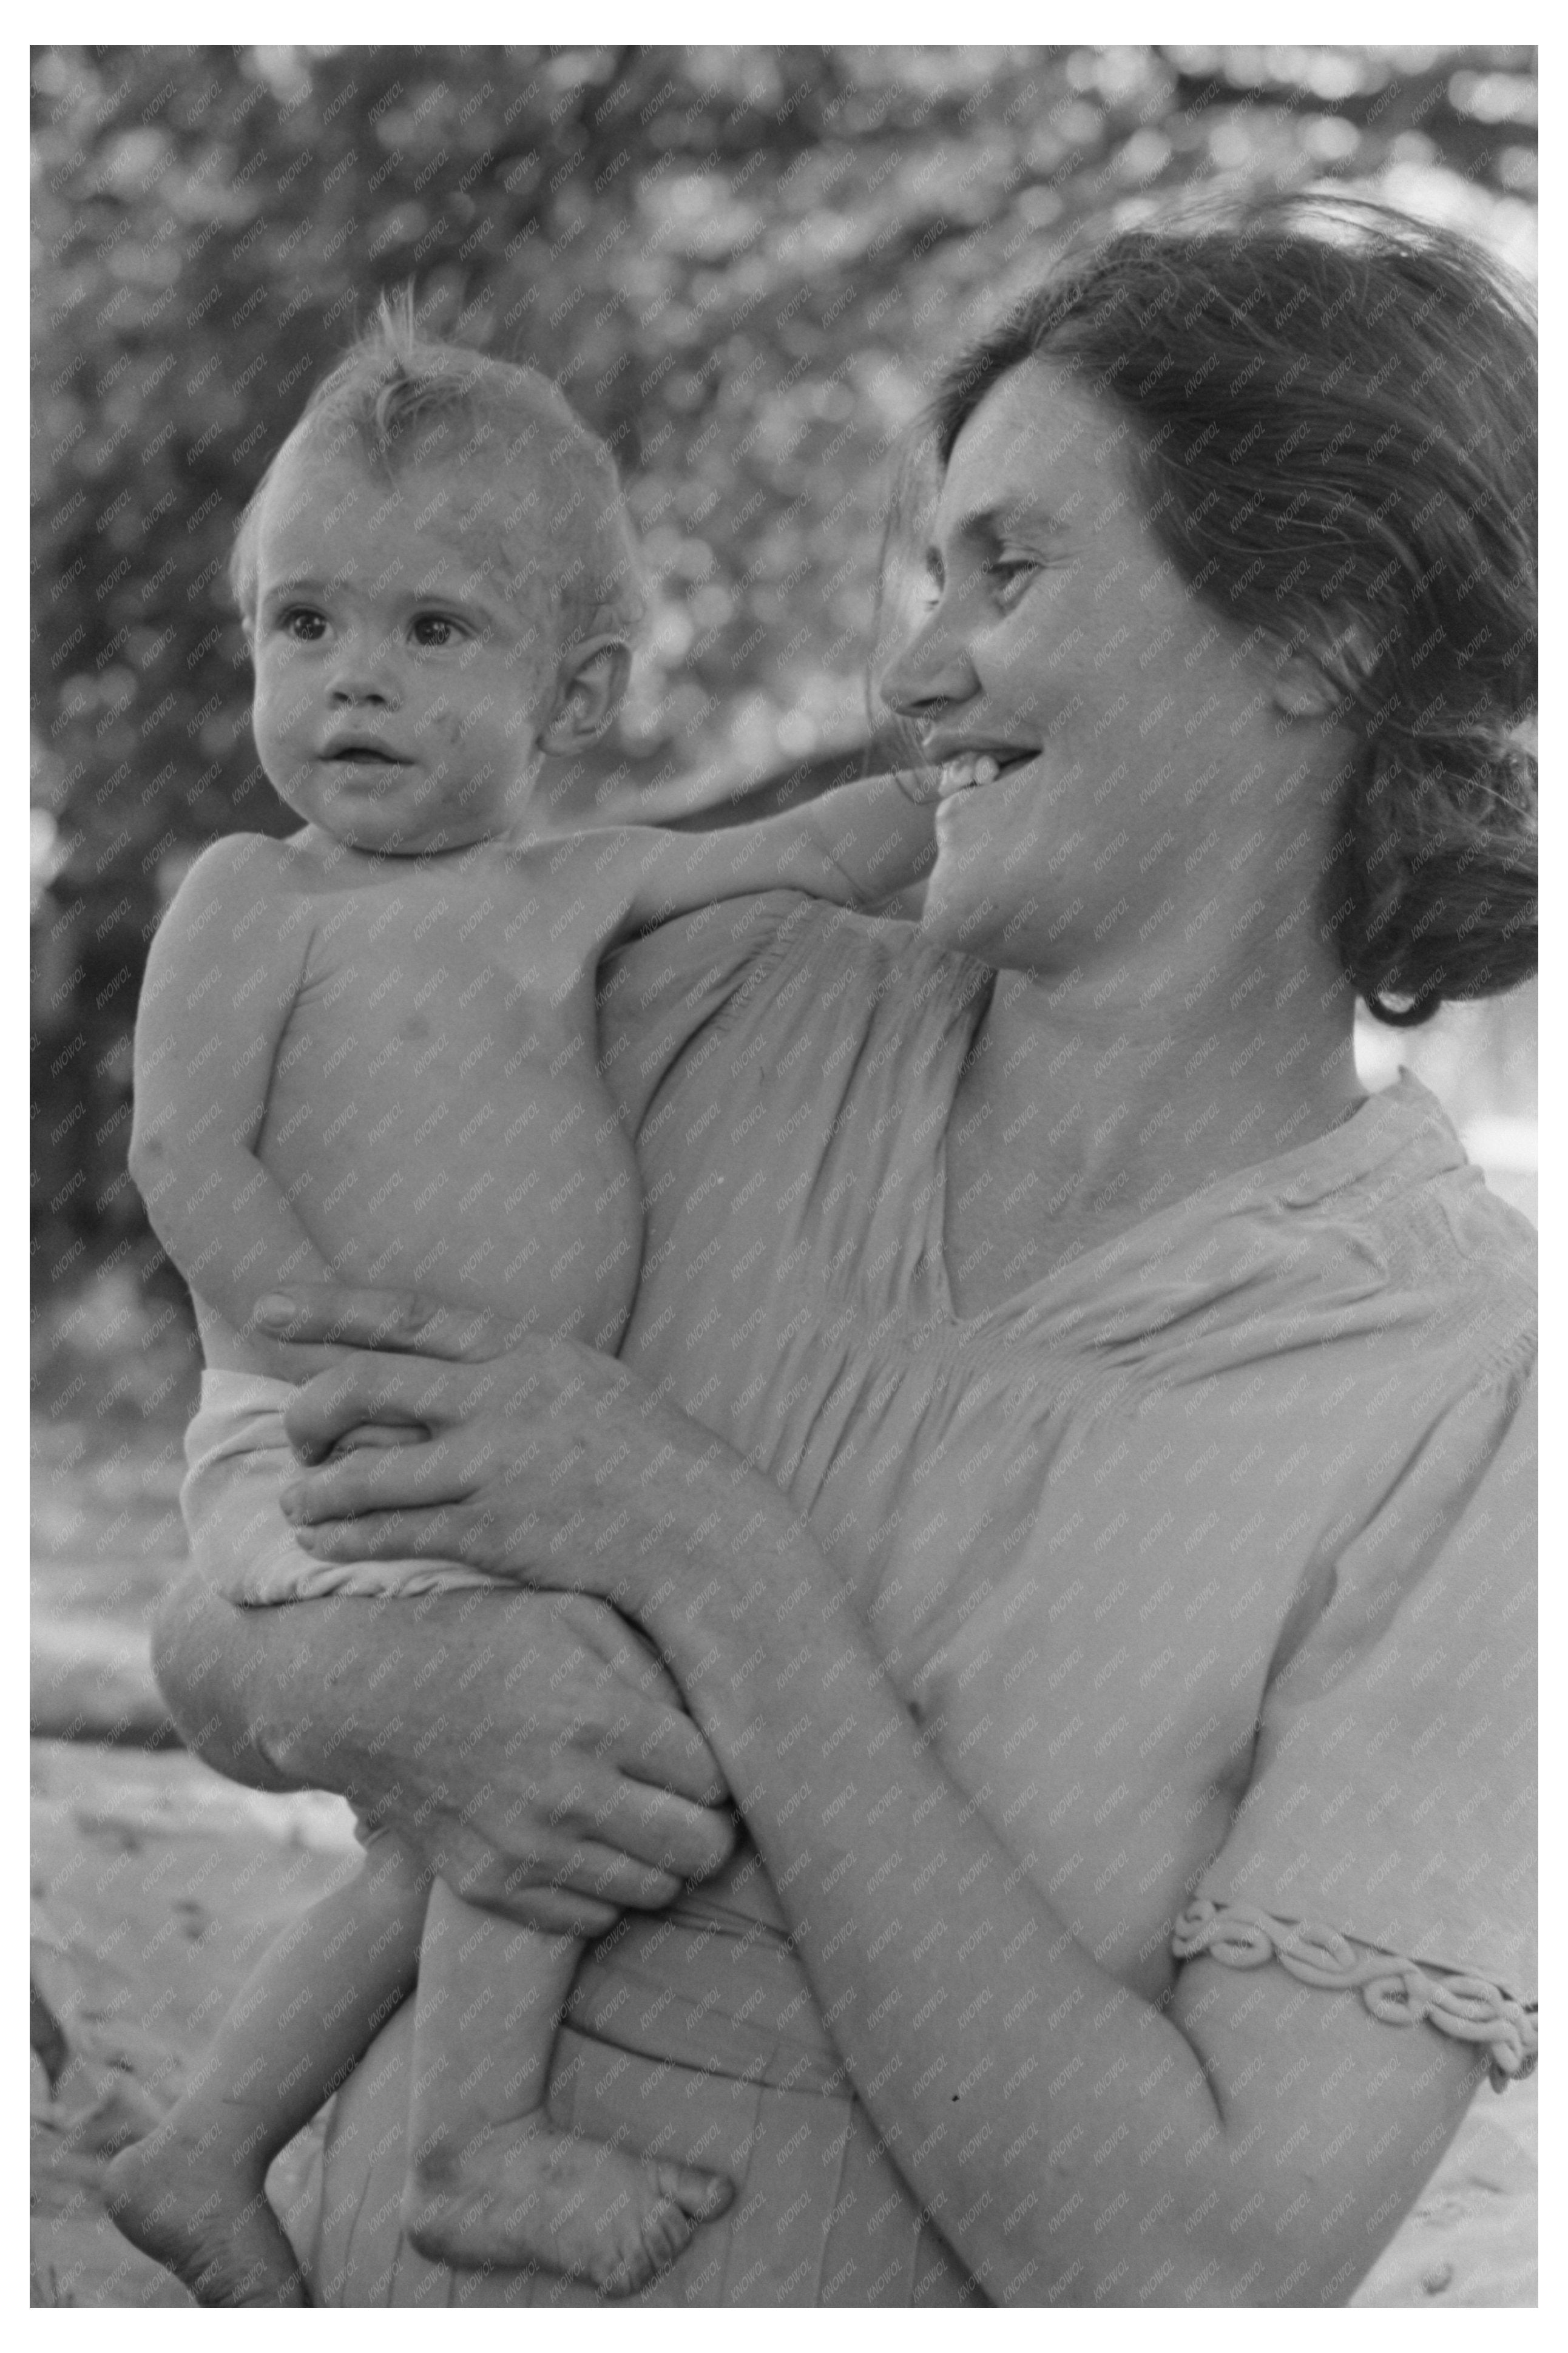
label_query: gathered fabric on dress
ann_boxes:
[303,894,1536,2305]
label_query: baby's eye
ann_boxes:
[279,608,327,643]
[411,614,464,649]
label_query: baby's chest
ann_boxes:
[270,896,589,1113]
[259,907,624,1219]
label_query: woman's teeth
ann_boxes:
[938,752,1002,796]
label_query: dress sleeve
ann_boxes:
[1189,1358,1536,2073]
[594,890,802,1138]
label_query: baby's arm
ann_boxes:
[603,767,938,934]
[774,765,939,903]
[129,836,344,1379]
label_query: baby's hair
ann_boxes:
[891,195,1536,1025]
[229,290,646,651]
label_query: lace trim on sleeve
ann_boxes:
[1172,1898,1537,2093]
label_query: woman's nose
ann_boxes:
[878,606,976,728]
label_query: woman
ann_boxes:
[155,197,1536,2306]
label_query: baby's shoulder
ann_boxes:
[174,827,328,899]
[148,834,362,991]
[154,829,308,928]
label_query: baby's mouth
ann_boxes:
[323,744,408,766]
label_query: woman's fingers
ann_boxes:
[291,1508,478,1564]
[282,1354,465,1466]
[518,1802,730,1908]
[420,1826,627,1937]
[281,1423,458,1521]
[417,1800,714,1922]
[331,1422,424,1453]
[255,1281,515,1362]
[567,1733,737,1872]
[619,1701,734,1813]
[555,1841,691,1914]
[607,1783,738,1883]
[456,1845,679,1927]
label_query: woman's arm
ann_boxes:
[151,1564,739,1939]
[637,1517,1486,2306]
[274,1305,1489,2307]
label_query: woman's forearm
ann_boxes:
[263,1338,1244,2294]
[152,1565,407,1795]
[259,1312,1475,2299]
[638,1520,1251,2307]
[152,1563,740,1937]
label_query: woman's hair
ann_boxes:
[229,291,645,648]
[902,195,1536,1024]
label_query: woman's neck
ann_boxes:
[942,955,1364,1317]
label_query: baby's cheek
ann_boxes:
[422,704,462,746]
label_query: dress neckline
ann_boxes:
[923,964,1462,1335]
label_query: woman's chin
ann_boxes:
[916,878,1002,961]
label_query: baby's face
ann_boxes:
[248,442,559,856]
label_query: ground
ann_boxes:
[29,1266,1538,2307]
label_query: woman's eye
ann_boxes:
[411,615,462,648]
[988,559,1041,607]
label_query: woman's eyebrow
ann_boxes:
[924,500,1068,582]
[952,499,1068,546]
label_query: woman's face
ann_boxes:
[880,358,1340,976]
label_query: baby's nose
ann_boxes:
[328,636,400,704]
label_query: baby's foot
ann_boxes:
[105,2119,308,2307]
[404,2114,732,2295]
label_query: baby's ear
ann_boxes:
[539,635,632,752]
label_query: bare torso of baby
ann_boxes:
[200,831,641,1378]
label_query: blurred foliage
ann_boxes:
[31,42,1536,1283]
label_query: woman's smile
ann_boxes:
[933,748,1038,799]
[884,357,1353,978]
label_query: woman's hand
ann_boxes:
[154,1564,738,1934]
[259,1283,754,1621]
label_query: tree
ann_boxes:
[31,42,1537,1275]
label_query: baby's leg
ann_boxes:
[403,1883,732,2293]
[107,1834,425,2306]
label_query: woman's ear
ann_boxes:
[539,636,632,752]
[1270,655,1340,720]
[1269,611,1378,720]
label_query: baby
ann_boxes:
[107,305,934,2306]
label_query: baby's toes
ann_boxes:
[596,2238,657,2300]
[643,2197,695,2272]
[654,2159,733,2222]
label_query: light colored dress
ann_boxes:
[299,894,1536,2305]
